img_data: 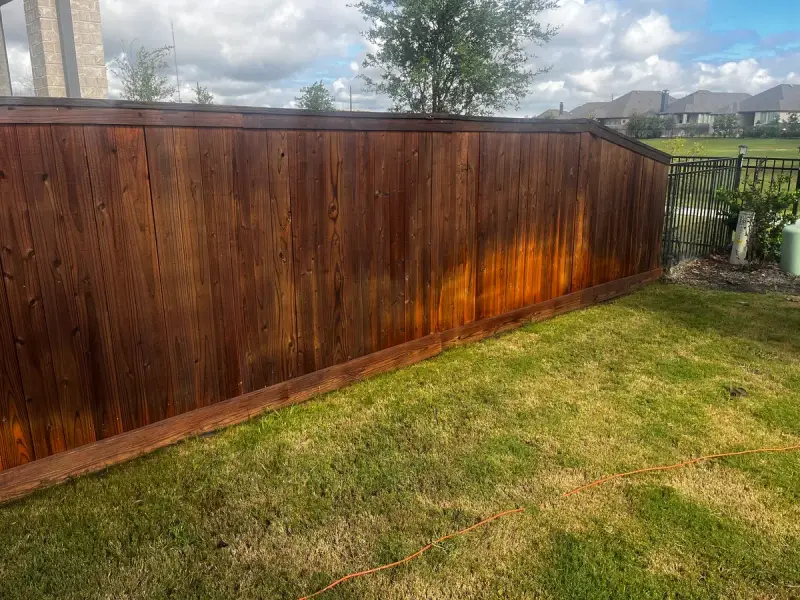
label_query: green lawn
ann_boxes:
[1,284,800,599]
[645,137,800,157]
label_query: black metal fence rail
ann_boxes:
[740,157,800,194]
[662,158,740,267]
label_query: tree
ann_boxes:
[192,82,214,105]
[713,114,739,138]
[353,0,558,115]
[111,44,176,102]
[295,81,336,111]
[626,113,648,138]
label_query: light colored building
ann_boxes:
[661,90,751,126]
[0,0,108,98]
[735,84,800,126]
[594,90,675,130]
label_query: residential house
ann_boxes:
[661,90,751,126]
[735,84,800,126]
[566,101,608,119]
[536,103,568,119]
[594,91,676,131]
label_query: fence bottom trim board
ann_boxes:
[0,268,661,504]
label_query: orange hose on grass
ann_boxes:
[298,443,800,600]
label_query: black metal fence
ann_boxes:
[662,158,740,267]
[662,155,800,267]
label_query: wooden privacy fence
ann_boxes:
[0,99,669,500]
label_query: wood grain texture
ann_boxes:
[146,127,220,415]
[0,125,62,460]
[0,118,669,476]
[0,268,662,503]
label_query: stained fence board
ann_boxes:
[290,131,324,374]
[265,131,299,381]
[114,127,173,425]
[0,126,63,460]
[571,132,592,292]
[0,281,32,470]
[196,128,241,406]
[17,125,104,450]
[146,126,221,416]
[459,132,479,325]
[0,129,35,468]
[403,131,433,341]
[431,132,456,331]
[476,133,500,319]
[84,126,150,432]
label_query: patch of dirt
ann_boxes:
[664,254,800,296]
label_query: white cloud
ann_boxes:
[620,11,686,57]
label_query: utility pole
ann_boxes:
[349,86,353,111]
[171,20,181,101]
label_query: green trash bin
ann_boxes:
[781,220,800,276]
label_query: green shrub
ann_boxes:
[717,180,800,262]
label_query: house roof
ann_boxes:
[737,84,800,112]
[567,101,608,119]
[601,91,676,118]
[536,108,563,119]
[663,91,751,114]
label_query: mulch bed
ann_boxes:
[663,254,800,296]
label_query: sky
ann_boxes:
[1,0,799,116]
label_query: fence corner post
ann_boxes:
[734,149,745,190]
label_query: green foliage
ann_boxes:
[662,137,707,157]
[626,113,673,138]
[352,0,558,115]
[295,81,336,111]
[110,44,176,102]
[717,180,800,261]
[713,113,740,138]
[191,82,214,105]
[743,113,800,139]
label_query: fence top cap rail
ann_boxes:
[0,97,671,164]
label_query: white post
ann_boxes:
[730,210,755,265]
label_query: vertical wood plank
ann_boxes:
[431,132,455,331]
[291,131,324,373]
[0,278,33,470]
[17,125,113,448]
[370,132,405,348]
[501,133,522,312]
[476,133,499,319]
[0,125,62,459]
[146,126,220,415]
[525,133,548,305]
[323,131,350,365]
[403,131,432,341]
[233,129,269,390]
[198,128,244,398]
[648,162,669,271]
[84,125,171,430]
[555,134,579,297]
[461,132,479,325]
[265,131,299,380]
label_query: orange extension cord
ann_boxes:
[298,443,800,600]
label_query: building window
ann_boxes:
[757,112,780,124]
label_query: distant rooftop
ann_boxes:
[601,91,676,118]
[737,84,800,112]
[663,91,751,115]
[567,101,608,119]
[536,108,563,119]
